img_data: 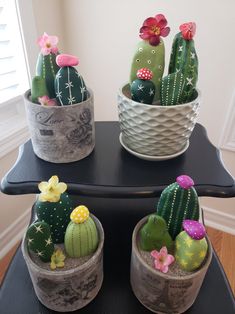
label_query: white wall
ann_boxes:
[61,0,235,220]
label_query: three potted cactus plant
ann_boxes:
[130,175,212,313]
[21,176,104,312]
[24,33,95,163]
[118,15,200,159]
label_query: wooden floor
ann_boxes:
[0,227,235,295]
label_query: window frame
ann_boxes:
[0,0,38,158]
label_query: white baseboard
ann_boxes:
[0,208,31,259]
[203,206,235,235]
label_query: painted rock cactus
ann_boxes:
[31,76,49,103]
[36,33,60,99]
[65,206,99,258]
[139,214,173,251]
[175,220,208,271]
[130,14,170,101]
[130,68,155,104]
[160,71,186,106]
[168,22,198,103]
[54,54,88,105]
[157,175,200,240]
[35,176,74,243]
[26,221,54,262]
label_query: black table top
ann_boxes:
[1,122,235,198]
[1,197,235,314]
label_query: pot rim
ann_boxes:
[21,213,104,277]
[132,215,212,281]
[24,88,93,108]
[119,83,201,108]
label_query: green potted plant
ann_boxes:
[24,33,95,163]
[21,176,104,312]
[130,175,212,313]
[118,15,200,159]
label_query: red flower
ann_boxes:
[139,14,170,46]
[179,22,196,40]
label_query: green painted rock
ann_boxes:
[160,71,185,106]
[36,53,60,99]
[168,30,198,103]
[130,68,155,104]
[31,76,49,103]
[65,206,99,257]
[157,175,199,240]
[35,192,74,244]
[130,40,165,101]
[139,214,173,251]
[54,54,88,106]
[26,221,54,262]
[175,220,208,271]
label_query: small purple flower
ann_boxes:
[183,220,206,240]
[176,175,194,189]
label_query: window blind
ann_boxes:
[0,0,29,103]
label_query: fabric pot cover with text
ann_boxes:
[118,84,200,157]
[24,89,95,163]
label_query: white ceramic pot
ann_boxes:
[118,84,200,156]
[22,215,104,312]
[130,216,212,314]
[24,89,95,163]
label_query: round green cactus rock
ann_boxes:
[130,68,155,104]
[36,192,74,244]
[175,220,208,271]
[65,206,99,258]
[139,214,173,251]
[26,221,54,262]
[130,40,165,101]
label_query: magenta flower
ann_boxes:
[38,95,57,106]
[139,14,170,46]
[37,32,59,55]
[179,22,196,40]
[151,246,174,273]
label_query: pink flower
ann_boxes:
[151,247,174,273]
[38,95,57,106]
[179,22,196,40]
[37,32,59,55]
[139,14,170,46]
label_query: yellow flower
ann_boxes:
[50,249,66,270]
[71,205,90,224]
[38,176,67,202]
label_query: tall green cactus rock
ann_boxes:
[130,68,155,104]
[157,175,200,240]
[35,176,74,244]
[31,76,49,103]
[130,40,165,101]
[54,54,88,106]
[65,206,99,258]
[36,53,60,99]
[26,221,54,262]
[160,71,185,106]
[168,23,198,103]
[139,214,173,251]
[175,220,208,271]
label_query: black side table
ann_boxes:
[1,122,235,314]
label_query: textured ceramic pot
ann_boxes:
[24,89,95,163]
[118,84,200,156]
[22,215,104,312]
[130,216,212,314]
